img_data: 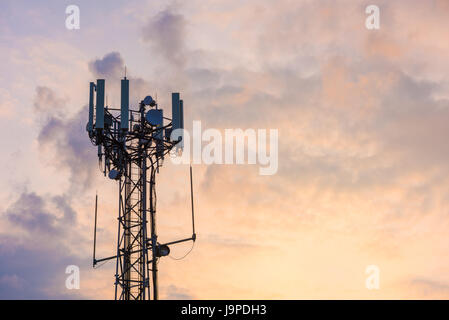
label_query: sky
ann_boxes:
[1,0,449,299]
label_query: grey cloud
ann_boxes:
[37,106,98,192]
[88,51,124,79]
[33,86,66,114]
[6,192,59,234]
[52,194,76,224]
[33,83,98,193]
[142,8,186,67]
[6,85,98,299]
[5,191,76,236]
[37,116,63,143]
[0,235,89,299]
[0,192,88,299]
[88,51,153,106]
[186,68,221,88]
[375,73,449,170]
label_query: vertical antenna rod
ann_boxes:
[190,165,196,239]
[93,192,98,267]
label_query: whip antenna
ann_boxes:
[190,165,196,240]
[93,192,98,267]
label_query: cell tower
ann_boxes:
[86,77,196,300]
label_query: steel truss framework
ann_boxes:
[90,101,195,300]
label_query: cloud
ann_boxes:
[142,8,187,67]
[3,0,449,299]
[88,51,154,106]
[37,106,98,192]
[0,236,89,299]
[410,278,449,297]
[0,191,88,299]
[4,191,78,239]
[33,86,67,114]
[5,192,61,235]
[52,194,77,224]
[32,83,100,192]
[164,284,193,300]
[88,52,125,79]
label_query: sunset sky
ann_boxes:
[1,0,449,299]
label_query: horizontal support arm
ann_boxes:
[94,254,117,265]
[162,234,196,247]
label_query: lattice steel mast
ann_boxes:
[87,77,196,300]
